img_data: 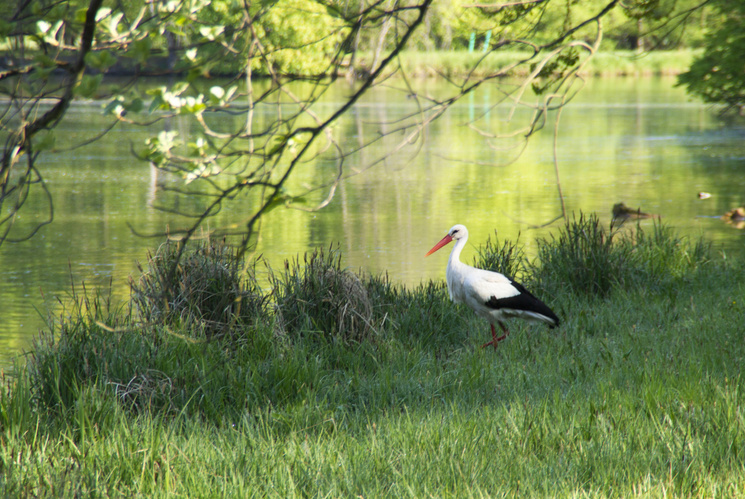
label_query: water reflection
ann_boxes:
[1,77,743,367]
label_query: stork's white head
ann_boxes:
[447,224,468,241]
[425,224,469,256]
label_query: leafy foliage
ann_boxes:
[677,0,745,114]
[250,0,349,76]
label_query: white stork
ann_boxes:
[425,224,560,349]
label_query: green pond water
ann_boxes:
[1,76,743,368]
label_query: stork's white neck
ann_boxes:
[444,231,470,303]
[448,232,468,269]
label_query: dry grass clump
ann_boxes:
[271,245,376,345]
[129,239,267,338]
[129,239,382,346]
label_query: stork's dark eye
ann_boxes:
[451,229,459,235]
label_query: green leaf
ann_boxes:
[75,8,87,23]
[103,97,125,116]
[210,86,225,100]
[94,7,112,22]
[147,87,168,112]
[36,20,51,35]
[149,94,165,113]
[208,86,225,106]
[199,26,225,41]
[127,98,145,113]
[75,74,104,98]
[171,82,190,95]
[107,12,124,35]
[85,50,117,70]
[131,38,152,64]
[181,97,206,114]
[34,131,56,152]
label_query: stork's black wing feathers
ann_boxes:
[483,278,560,327]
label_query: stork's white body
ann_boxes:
[426,224,559,348]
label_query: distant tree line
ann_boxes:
[0,0,725,77]
[677,0,745,115]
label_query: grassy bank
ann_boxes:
[2,214,744,497]
[1,49,694,81]
[357,50,697,79]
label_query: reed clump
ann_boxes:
[271,245,376,345]
[492,212,712,298]
[474,230,526,280]
[129,239,268,338]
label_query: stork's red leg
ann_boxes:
[480,323,509,350]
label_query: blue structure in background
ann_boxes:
[468,32,492,53]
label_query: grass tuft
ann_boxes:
[534,212,628,297]
[532,212,711,298]
[473,230,526,280]
[27,280,130,416]
[271,244,377,345]
[130,239,268,339]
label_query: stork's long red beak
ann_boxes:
[425,234,453,257]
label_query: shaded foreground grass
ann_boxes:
[2,215,745,497]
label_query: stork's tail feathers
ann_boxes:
[539,306,560,328]
[522,309,560,329]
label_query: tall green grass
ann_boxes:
[271,245,377,345]
[2,215,744,497]
[473,229,527,280]
[527,212,711,298]
[130,240,268,338]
